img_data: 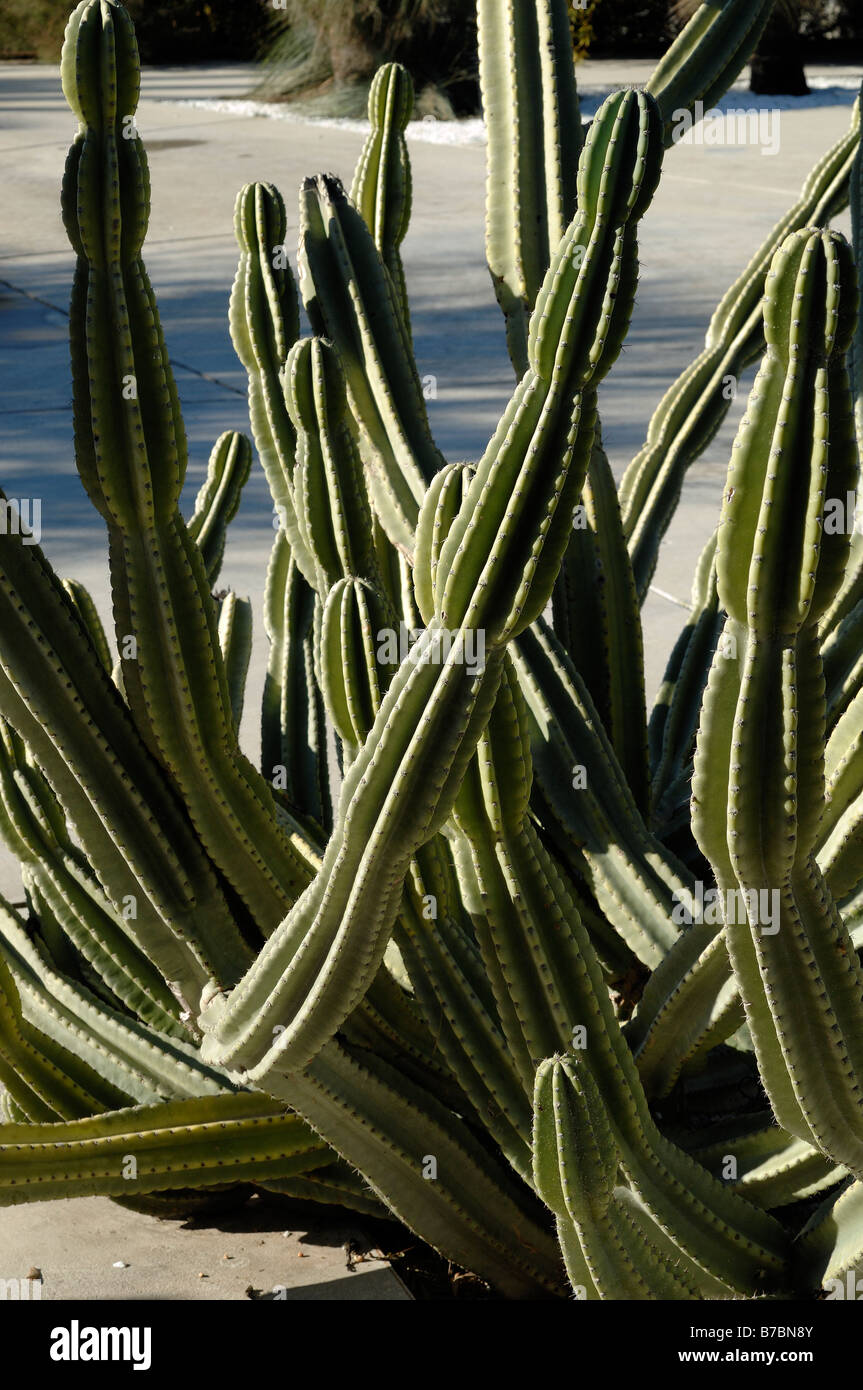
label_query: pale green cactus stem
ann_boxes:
[551,431,649,811]
[216,593,252,731]
[318,578,397,750]
[351,62,414,331]
[621,100,860,601]
[693,228,863,1173]
[283,334,399,754]
[61,0,313,932]
[269,1038,566,1299]
[187,431,253,589]
[532,1054,787,1299]
[431,89,663,646]
[478,0,581,377]
[299,173,444,556]
[645,0,776,146]
[283,336,378,597]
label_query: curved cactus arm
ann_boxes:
[533,1054,787,1299]
[693,229,863,1173]
[267,1039,566,1299]
[534,1059,739,1300]
[351,63,414,332]
[815,659,863,887]
[455,732,789,1293]
[262,532,333,833]
[551,433,649,810]
[819,87,863,640]
[216,592,252,732]
[299,174,445,556]
[0,1091,329,1208]
[198,637,505,1076]
[693,1120,846,1210]
[645,0,775,146]
[0,508,248,1003]
[621,101,860,602]
[477,0,581,377]
[187,431,253,589]
[514,621,691,970]
[199,89,665,1081]
[62,0,311,931]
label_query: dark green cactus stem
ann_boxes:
[0,496,247,1004]
[551,432,649,811]
[228,182,313,579]
[261,532,332,833]
[0,722,183,1037]
[351,62,414,331]
[61,0,312,932]
[514,621,692,971]
[187,431,253,589]
[648,534,721,837]
[60,578,112,673]
[478,0,581,377]
[693,1118,846,1210]
[693,228,863,1173]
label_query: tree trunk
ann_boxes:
[749,9,809,95]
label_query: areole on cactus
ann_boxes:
[1,0,863,1302]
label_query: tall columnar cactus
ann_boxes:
[3,0,863,1302]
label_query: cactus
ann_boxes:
[2,0,863,1302]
